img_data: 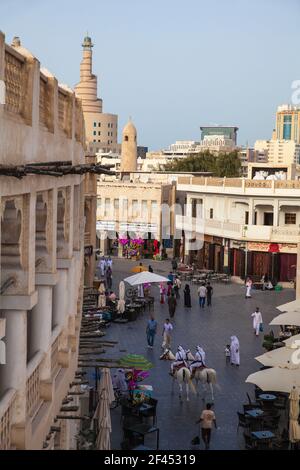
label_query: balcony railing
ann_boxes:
[4,46,25,115]
[26,352,44,417]
[0,389,16,450]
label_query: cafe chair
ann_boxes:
[262,414,280,431]
[243,433,255,450]
[237,412,250,433]
[138,398,158,425]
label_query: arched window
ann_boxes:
[125,135,129,141]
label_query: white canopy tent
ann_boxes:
[277,300,300,313]
[246,367,300,393]
[270,311,300,327]
[255,346,300,369]
[124,271,169,286]
[284,334,300,348]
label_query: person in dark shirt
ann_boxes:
[206,282,213,307]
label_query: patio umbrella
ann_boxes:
[284,334,300,347]
[119,354,153,370]
[246,367,300,393]
[96,415,111,450]
[117,281,125,314]
[289,387,300,444]
[124,271,168,286]
[270,311,300,327]
[99,368,115,404]
[93,389,112,450]
[277,300,300,313]
[131,265,148,273]
[255,346,300,369]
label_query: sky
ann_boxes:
[1,0,300,150]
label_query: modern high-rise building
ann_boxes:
[200,125,239,145]
[75,36,119,153]
[275,105,300,143]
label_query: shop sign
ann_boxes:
[230,240,246,250]
[247,242,270,252]
[96,221,116,231]
[84,245,93,257]
[248,242,298,253]
[278,243,297,254]
[120,222,158,233]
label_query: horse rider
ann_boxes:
[170,346,189,376]
[190,346,206,378]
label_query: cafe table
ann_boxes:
[245,409,264,418]
[251,430,275,448]
[123,423,159,449]
[258,393,277,408]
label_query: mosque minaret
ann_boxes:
[75,35,118,152]
[120,118,138,172]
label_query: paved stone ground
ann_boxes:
[91,258,295,450]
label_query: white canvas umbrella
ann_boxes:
[117,281,126,314]
[99,368,115,404]
[124,271,168,286]
[246,367,300,393]
[270,312,300,327]
[284,334,300,347]
[289,387,300,444]
[96,415,111,450]
[255,346,300,369]
[277,300,300,313]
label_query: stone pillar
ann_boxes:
[52,269,68,333]
[273,200,279,227]
[248,199,254,225]
[30,285,52,380]
[0,310,27,446]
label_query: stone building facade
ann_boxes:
[0,33,86,449]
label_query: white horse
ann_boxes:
[193,368,217,402]
[186,351,217,402]
[160,349,196,402]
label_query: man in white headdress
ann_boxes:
[112,369,128,393]
[170,346,188,375]
[190,346,206,378]
[99,257,106,277]
[251,307,263,336]
[230,336,240,366]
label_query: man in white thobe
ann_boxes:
[251,307,263,336]
[230,336,240,366]
[190,346,206,377]
[170,346,188,375]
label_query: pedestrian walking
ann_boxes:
[184,284,192,308]
[174,276,181,299]
[146,315,157,349]
[251,307,263,336]
[196,403,217,450]
[106,266,112,289]
[198,283,207,308]
[206,282,213,306]
[168,293,177,318]
[167,281,173,297]
[225,344,231,364]
[148,265,153,273]
[162,318,173,349]
[230,335,240,366]
[99,256,105,277]
[245,277,252,298]
[171,257,178,273]
[168,271,174,284]
[160,282,166,304]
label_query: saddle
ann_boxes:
[174,362,187,372]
